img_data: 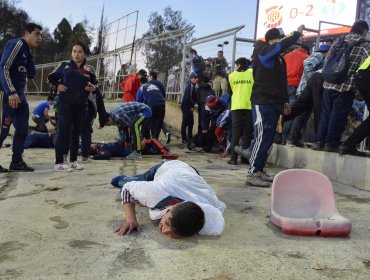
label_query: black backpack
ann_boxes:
[322,37,364,84]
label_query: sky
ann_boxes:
[18,0,258,70]
[19,0,258,39]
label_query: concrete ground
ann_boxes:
[0,98,370,280]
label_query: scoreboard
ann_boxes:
[255,0,359,39]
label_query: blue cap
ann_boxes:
[317,44,331,53]
[189,72,198,79]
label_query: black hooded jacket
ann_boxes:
[251,31,301,105]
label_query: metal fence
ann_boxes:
[28,23,257,103]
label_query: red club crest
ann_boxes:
[264,6,283,28]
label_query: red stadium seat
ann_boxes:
[270,169,352,237]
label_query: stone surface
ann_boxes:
[0,98,369,280]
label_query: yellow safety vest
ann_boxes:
[357,56,370,73]
[228,68,254,110]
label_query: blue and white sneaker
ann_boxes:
[126,150,142,160]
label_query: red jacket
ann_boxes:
[285,48,309,87]
[121,73,140,102]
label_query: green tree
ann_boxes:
[0,0,29,49]
[53,18,72,60]
[33,27,57,64]
[141,7,193,73]
[69,21,92,51]
[53,18,92,61]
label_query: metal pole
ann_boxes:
[40,66,44,94]
[315,21,321,51]
[180,33,187,103]
[132,11,139,68]
[231,34,237,71]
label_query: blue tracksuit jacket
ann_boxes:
[47,60,98,105]
[0,38,35,101]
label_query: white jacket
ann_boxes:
[122,160,226,235]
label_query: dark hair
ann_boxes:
[350,20,369,35]
[138,69,147,76]
[47,95,54,101]
[190,49,197,55]
[24,23,42,34]
[235,57,250,66]
[149,71,157,80]
[218,50,223,54]
[139,76,148,84]
[170,201,205,237]
[265,28,285,42]
[300,44,310,54]
[73,42,89,55]
[235,57,251,71]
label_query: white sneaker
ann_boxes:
[260,171,275,182]
[54,163,72,172]
[70,161,84,170]
[246,172,271,188]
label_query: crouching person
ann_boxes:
[112,160,225,238]
[100,102,152,159]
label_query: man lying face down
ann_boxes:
[112,160,225,238]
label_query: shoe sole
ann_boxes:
[245,182,271,188]
[54,169,72,172]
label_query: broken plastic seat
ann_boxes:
[270,169,352,237]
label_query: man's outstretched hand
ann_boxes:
[114,220,141,235]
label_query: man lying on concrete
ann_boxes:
[18,133,178,160]
[90,138,178,160]
[112,160,225,238]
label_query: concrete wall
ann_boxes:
[165,101,370,191]
[268,144,370,191]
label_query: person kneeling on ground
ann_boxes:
[30,95,56,133]
[111,160,225,238]
[100,102,152,159]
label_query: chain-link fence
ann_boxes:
[234,38,256,61]
[28,23,258,103]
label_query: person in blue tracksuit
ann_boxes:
[148,71,172,144]
[0,23,43,173]
[181,72,198,146]
[89,138,176,160]
[47,42,99,172]
[247,25,304,187]
[137,76,166,139]
[23,133,56,149]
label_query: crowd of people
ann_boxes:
[182,20,370,187]
[0,19,370,238]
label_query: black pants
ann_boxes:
[284,72,324,135]
[181,110,194,141]
[55,102,87,164]
[230,109,253,159]
[344,90,370,147]
[80,102,95,158]
[150,103,165,139]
